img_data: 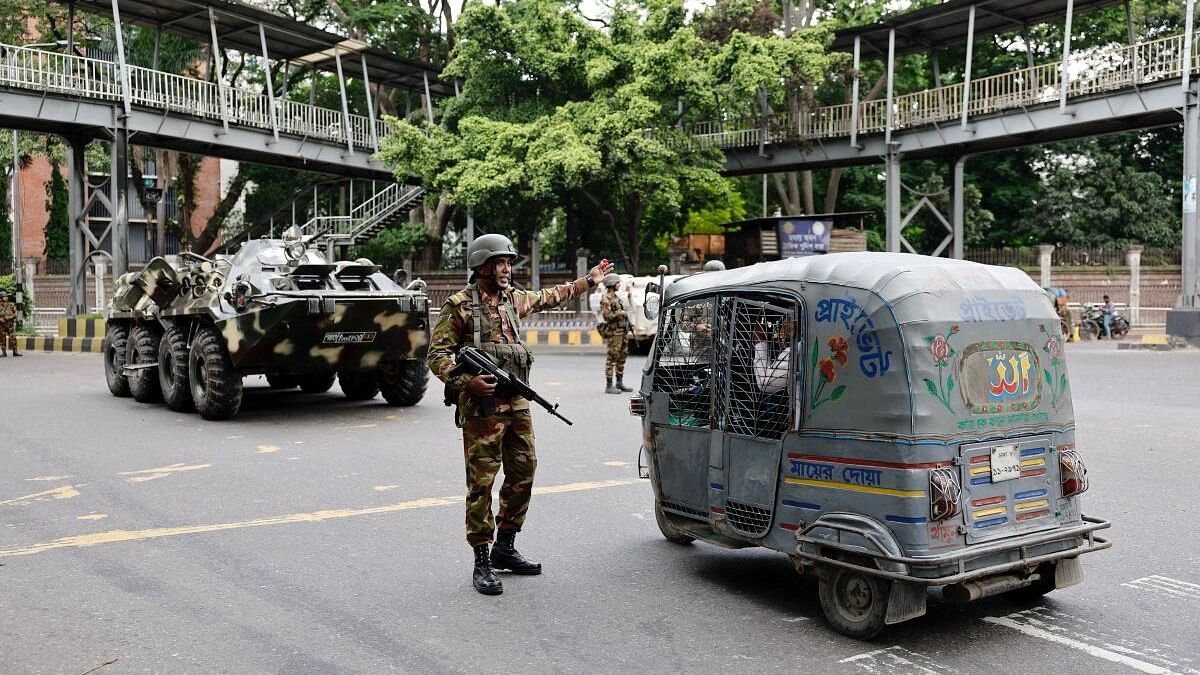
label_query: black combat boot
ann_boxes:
[491,530,542,575]
[472,543,503,595]
[616,377,632,392]
[605,378,619,394]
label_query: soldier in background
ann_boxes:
[427,233,613,596]
[0,290,21,357]
[600,274,632,394]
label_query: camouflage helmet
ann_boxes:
[702,259,726,272]
[603,273,620,288]
[467,234,518,269]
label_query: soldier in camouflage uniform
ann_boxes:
[0,290,21,357]
[600,274,632,394]
[427,233,613,595]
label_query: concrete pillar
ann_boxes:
[66,137,87,317]
[1126,245,1142,326]
[94,258,107,312]
[1038,245,1056,287]
[22,261,35,307]
[885,147,902,252]
[576,247,590,312]
[953,156,966,259]
[1166,80,1200,342]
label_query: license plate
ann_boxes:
[990,444,1021,482]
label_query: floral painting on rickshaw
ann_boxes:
[923,326,960,412]
[809,334,849,411]
[1040,324,1068,408]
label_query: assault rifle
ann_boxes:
[447,345,573,425]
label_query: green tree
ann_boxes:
[42,159,70,261]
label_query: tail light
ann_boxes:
[629,395,646,417]
[1060,449,1089,498]
[929,467,962,521]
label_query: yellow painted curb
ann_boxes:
[1140,334,1168,345]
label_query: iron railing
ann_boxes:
[0,43,390,152]
[685,32,1200,150]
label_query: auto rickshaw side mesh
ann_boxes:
[713,298,795,440]
[652,299,716,427]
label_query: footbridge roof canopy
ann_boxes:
[51,0,451,95]
[831,0,1125,57]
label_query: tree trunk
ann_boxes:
[626,193,643,273]
[192,163,250,255]
[415,195,452,269]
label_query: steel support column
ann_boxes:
[885,29,896,146]
[953,156,967,259]
[334,46,354,154]
[110,126,129,275]
[1060,0,1075,113]
[66,138,87,317]
[1183,84,1199,308]
[885,147,902,252]
[961,4,975,130]
[259,23,279,143]
[110,0,132,116]
[361,54,379,152]
[209,7,230,133]
[850,36,861,149]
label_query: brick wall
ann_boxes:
[17,155,54,265]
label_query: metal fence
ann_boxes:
[965,246,1181,268]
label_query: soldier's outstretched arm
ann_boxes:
[515,259,615,317]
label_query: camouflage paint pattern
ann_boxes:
[106,238,430,375]
[0,298,17,350]
[427,277,590,545]
[600,289,629,380]
[463,409,537,545]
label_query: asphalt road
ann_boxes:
[1,343,1198,675]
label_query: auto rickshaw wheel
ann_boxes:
[818,562,890,640]
[654,502,695,545]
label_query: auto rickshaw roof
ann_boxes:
[664,252,1043,316]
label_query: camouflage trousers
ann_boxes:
[604,333,628,380]
[0,320,14,351]
[462,409,537,546]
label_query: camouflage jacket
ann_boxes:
[428,278,591,415]
[0,300,17,325]
[599,290,628,336]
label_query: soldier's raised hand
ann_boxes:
[588,259,616,285]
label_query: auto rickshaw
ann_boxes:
[631,253,1109,639]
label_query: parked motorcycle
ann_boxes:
[1079,302,1130,340]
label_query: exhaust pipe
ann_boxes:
[943,574,1036,604]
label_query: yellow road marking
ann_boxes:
[118,463,212,483]
[256,445,281,454]
[0,485,82,506]
[373,485,399,492]
[77,513,108,521]
[0,479,641,558]
[604,461,630,467]
[24,475,72,482]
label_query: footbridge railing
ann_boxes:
[0,43,391,152]
[686,32,1200,151]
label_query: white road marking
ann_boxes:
[1123,575,1200,600]
[984,608,1198,675]
[839,646,952,674]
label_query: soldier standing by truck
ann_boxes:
[600,274,632,394]
[0,290,21,357]
[427,234,613,596]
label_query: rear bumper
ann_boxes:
[794,515,1110,586]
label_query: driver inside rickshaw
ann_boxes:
[753,318,795,394]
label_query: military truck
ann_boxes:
[103,233,431,420]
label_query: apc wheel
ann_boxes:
[378,359,428,406]
[339,370,380,401]
[818,563,890,640]
[266,374,298,389]
[103,323,131,397]
[299,372,336,394]
[158,328,193,412]
[127,324,164,403]
[188,326,243,420]
[655,502,695,545]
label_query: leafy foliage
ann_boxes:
[42,159,70,261]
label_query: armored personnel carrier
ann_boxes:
[103,232,430,420]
